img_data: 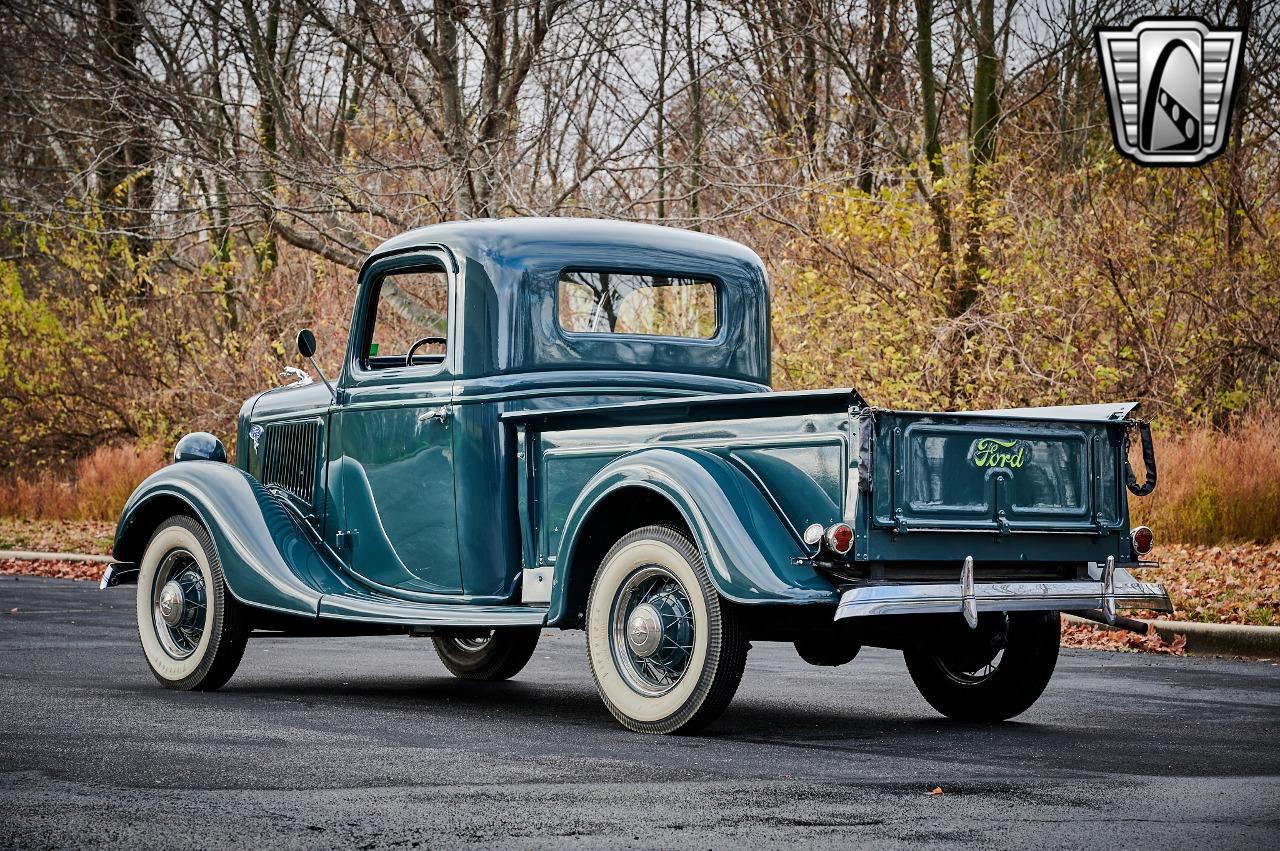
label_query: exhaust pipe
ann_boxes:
[1071,608,1151,635]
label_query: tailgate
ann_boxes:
[841,403,1170,620]
[867,409,1127,538]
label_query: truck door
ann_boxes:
[328,257,463,596]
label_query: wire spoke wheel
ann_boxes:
[451,633,494,652]
[932,614,1009,686]
[610,566,697,697]
[431,628,540,681]
[586,525,749,734]
[151,548,209,660]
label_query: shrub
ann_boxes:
[1130,408,1280,544]
[0,443,165,522]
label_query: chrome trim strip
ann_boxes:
[834,576,1172,620]
[539,431,847,459]
[457,385,700,405]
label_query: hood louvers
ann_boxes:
[260,420,320,503]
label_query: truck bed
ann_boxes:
[505,389,1146,570]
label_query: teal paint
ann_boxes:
[116,219,1152,632]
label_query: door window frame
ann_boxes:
[342,249,460,389]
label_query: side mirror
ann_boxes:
[294,328,335,401]
[297,328,317,358]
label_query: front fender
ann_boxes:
[548,447,838,625]
[113,462,346,617]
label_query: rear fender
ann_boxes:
[548,447,837,625]
[113,461,347,616]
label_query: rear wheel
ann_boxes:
[136,516,249,690]
[432,628,541,681]
[586,525,748,734]
[904,611,1060,722]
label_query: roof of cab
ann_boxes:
[366,217,764,272]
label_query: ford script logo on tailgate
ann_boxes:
[971,437,1028,469]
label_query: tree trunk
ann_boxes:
[857,0,891,193]
[915,0,954,285]
[657,0,669,220]
[685,0,704,229]
[1226,0,1252,258]
[95,0,154,286]
[959,0,999,315]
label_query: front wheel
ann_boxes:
[431,628,541,681]
[136,516,249,690]
[904,611,1060,722]
[586,525,749,734]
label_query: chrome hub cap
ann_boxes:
[611,566,696,697]
[151,549,208,660]
[626,604,663,658]
[158,581,185,626]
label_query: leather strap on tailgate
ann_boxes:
[1125,421,1157,496]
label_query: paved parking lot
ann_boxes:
[2,575,1278,849]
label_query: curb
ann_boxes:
[0,550,113,564]
[1065,613,1280,659]
[3,551,1276,659]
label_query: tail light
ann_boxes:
[1132,525,1154,556]
[824,523,854,555]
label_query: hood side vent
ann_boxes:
[261,420,320,503]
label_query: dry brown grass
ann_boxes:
[1130,408,1280,545]
[0,444,165,522]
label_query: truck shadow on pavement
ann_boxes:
[215,673,1195,776]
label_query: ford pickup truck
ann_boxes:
[105,218,1169,734]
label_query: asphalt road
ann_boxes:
[2,576,1278,850]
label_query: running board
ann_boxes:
[834,555,1172,623]
[318,593,548,627]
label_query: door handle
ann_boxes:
[417,406,450,424]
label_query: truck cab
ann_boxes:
[239,219,770,606]
[108,218,1170,734]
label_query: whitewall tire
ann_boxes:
[586,525,748,734]
[136,515,249,690]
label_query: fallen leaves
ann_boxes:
[0,558,101,581]
[1061,540,1278,653]
[1061,620,1188,655]
[1139,542,1280,627]
[0,518,114,556]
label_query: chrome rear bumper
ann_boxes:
[834,556,1172,624]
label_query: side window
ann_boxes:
[558,271,718,340]
[363,268,449,369]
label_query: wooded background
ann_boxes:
[0,0,1275,473]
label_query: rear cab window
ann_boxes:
[558,271,719,340]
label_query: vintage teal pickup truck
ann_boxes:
[105,218,1169,734]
